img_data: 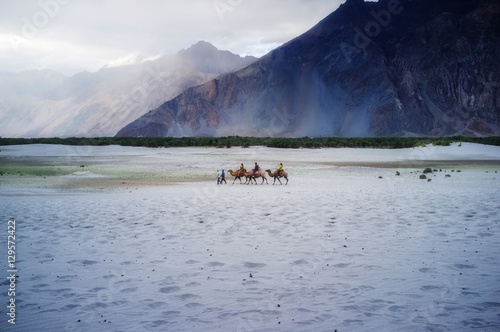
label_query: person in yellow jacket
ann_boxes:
[278,163,284,176]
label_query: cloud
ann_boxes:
[104,53,143,68]
[0,0,344,75]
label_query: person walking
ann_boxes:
[220,169,227,184]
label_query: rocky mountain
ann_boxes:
[117,0,500,138]
[0,41,256,137]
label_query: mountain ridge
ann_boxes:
[117,0,500,138]
[0,41,257,138]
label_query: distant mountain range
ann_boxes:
[0,41,256,137]
[117,0,500,138]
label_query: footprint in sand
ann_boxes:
[120,287,138,294]
[207,262,225,267]
[147,301,167,309]
[176,294,201,301]
[243,262,266,269]
[420,285,442,291]
[159,286,181,293]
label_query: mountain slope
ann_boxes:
[0,41,256,138]
[117,0,500,138]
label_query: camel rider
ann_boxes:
[253,162,260,178]
[239,163,244,177]
[278,163,284,176]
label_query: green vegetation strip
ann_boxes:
[0,136,499,149]
[0,165,78,177]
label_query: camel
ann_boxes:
[265,169,289,185]
[227,169,247,184]
[243,169,268,185]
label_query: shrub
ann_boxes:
[414,140,428,148]
[419,174,427,179]
[423,168,433,174]
[434,140,452,146]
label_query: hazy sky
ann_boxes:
[0,0,344,76]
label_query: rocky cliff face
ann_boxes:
[117,0,500,137]
[0,41,256,138]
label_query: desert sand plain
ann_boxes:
[1,143,499,331]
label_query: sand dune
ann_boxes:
[0,143,499,331]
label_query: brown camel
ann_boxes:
[227,169,246,184]
[243,169,268,185]
[265,169,288,185]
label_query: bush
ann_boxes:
[423,168,433,174]
[414,140,428,148]
[434,140,452,146]
[420,174,427,179]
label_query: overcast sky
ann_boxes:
[0,0,344,76]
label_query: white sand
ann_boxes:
[1,143,500,331]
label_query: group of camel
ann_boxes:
[226,168,289,185]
